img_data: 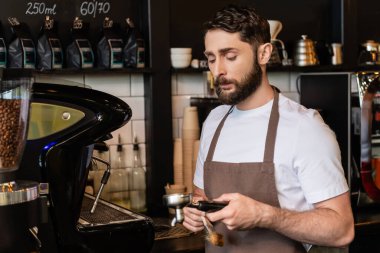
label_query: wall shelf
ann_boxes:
[171,67,208,73]
[35,68,153,75]
[171,65,380,74]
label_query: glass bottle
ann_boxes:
[110,134,130,209]
[129,137,146,212]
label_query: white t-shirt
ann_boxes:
[193,93,349,212]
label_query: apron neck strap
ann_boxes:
[205,88,280,163]
[205,106,233,162]
[263,88,280,162]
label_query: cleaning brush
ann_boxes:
[201,216,224,247]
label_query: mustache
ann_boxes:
[215,76,237,86]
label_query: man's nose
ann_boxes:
[211,59,226,77]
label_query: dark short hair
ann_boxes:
[203,5,270,46]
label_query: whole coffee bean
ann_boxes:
[0,99,25,169]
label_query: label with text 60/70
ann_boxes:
[80,0,111,18]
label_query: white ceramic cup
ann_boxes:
[331,43,343,65]
[170,48,192,54]
[191,59,199,68]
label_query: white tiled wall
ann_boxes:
[34,71,301,169]
[35,72,146,169]
[171,71,301,139]
[172,73,206,139]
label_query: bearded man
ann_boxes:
[183,4,354,253]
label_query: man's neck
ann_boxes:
[236,78,274,111]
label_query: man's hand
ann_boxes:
[182,186,207,232]
[205,192,354,247]
[206,193,268,230]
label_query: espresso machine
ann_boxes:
[351,71,380,205]
[299,72,380,206]
[0,69,154,253]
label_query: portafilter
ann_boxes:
[163,193,228,226]
[163,193,192,226]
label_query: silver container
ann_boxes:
[294,35,319,66]
[0,180,39,206]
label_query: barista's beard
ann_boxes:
[215,59,263,105]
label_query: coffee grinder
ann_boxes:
[0,76,39,252]
[0,69,154,253]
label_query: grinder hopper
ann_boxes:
[0,77,41,252]
[0,77,31,178]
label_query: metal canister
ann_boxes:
[293,35,319,66]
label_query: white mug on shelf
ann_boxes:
[331,43,343,65]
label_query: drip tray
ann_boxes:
[153,218,193,240]
[78,194,148,230]
[77,194,155,253]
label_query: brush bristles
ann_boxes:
[206,232,224,247]
[201,216,224,247]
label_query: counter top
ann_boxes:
[151,217,205,253]
[349,202,380,253]
[353,202,380,234]
[150,203,380,253]
[152,232,204,253]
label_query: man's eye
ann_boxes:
[208,58,215,64]
[226,55,237,61]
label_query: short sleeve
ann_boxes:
[293,110,349,204]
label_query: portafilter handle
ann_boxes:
[170,200,229,226]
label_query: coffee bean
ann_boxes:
[0,99,25,169]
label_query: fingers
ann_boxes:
[212,192,239,202]
[183,194,207,232]
[206,206,230,223]
[183,206,205,232]
[206,193,239,222]
[191,196,204,205]
[182,219,204,232]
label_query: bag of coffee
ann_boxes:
[123,18,145,68]
[8,17,36,69]
[66,17,94,69]
[37,16,63,70]
[0,21,7,68]
[97,17,123,69]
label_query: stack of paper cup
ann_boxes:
[173,138,183,185]
[182,106,200,193]
[192,140,200,177]
[165,184,187,195]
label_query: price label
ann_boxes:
[80,0,111,18]
[25,2,57,15]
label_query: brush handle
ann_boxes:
[201,216,212,234]
[188,200,228,212]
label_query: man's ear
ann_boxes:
[257,43,272,65]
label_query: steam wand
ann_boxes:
[90,156,111,213]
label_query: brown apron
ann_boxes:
[203,90,348,253]
[203,90,306,253]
